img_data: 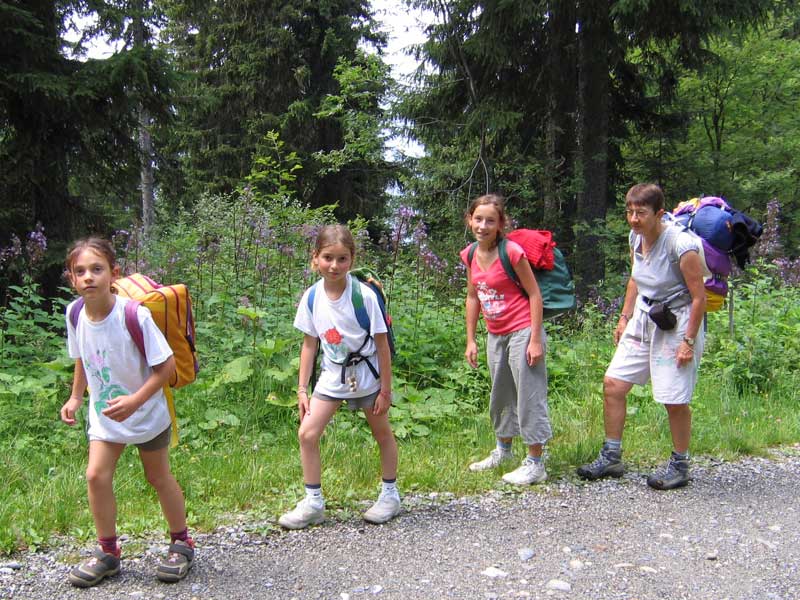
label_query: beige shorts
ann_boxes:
[313,390,380,411]
[605,304,704,404]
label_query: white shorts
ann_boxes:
[605,303,704,404]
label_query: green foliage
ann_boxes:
[3,193,800,554]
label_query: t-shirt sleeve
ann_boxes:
[675,230,701,259]
[137,306,173,367]
[65,300,80,359]
[293,286,318,337]
[505,239,526,267]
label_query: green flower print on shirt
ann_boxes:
[85,349,130,416]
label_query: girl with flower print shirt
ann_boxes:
[279,225,400,530]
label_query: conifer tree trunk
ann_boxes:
[574,1,610,293]
[139,103,155,234]
[133,6,155,235]
[543,0,578,252]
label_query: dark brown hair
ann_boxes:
[312,225,356,271]
[464,193,508,238]
[65,237,117,274]
[625,183,665,213]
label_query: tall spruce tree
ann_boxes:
[0,0,172,290]
[161,0,392,220]
[402,0,780,291]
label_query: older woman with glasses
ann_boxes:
[577,183,706,490]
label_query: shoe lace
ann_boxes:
[587,451,613,470]
[655,457,683,479]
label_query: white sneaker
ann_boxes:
[469,448,515,472]
[278,496,325,529]
[362,489,401,524]
[502,460,548,485]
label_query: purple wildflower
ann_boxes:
[25,223,47,265]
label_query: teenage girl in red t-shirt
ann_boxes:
[460,194,553,485]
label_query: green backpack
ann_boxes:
[467,233,575,319]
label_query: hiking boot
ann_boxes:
[647,452,691,490]
[363,489,402,524]
[502,460,548,485]
[278,496,325,530]
[68,548,120,588]
[469,448,515,472]
[156,538,195,583]
[576,444,624,480]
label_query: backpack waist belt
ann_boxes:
[337,352,379,384]
[331,334,379,384]
[641,290,692,309]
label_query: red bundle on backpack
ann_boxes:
[506,229,555,270]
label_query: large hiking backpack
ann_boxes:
[466,229,576,319]
[660,216,732,312]
[69,273,199,446]
[670,196,763,312]
[673,196,763,269]
[307,269,395,389]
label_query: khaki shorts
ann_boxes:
[136,426,172,451]
[605,304,704,404]
[313,390,380,411]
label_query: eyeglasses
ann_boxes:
[625,208,653,218]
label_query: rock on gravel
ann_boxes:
[2,447,800,600]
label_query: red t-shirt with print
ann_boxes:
[460,240,531,335]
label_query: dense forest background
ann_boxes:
[2,1,800,553]
[2,0,799,298]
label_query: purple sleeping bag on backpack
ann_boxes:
[674,197,735,251]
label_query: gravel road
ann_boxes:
[3,446,799,600]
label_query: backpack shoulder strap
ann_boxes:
[466,242,478,266]
[123,299,147,358]
[68,298,85,330]
[497,238,520,284]
[350,275,371,334]
[307,280,318,314]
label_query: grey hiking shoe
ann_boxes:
[363,489,401,524]
[469,448,515,472]
[68,548,120,588]
[647,452,691,490]
[576,444,624,480]
[278,496,325,529]
[502,460,547,485]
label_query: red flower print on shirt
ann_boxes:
[323,328,342,345]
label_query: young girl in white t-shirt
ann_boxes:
[60,238,194,587]
[279,225,400,529]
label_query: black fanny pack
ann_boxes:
[647,302,677,330]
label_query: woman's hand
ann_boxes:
[614,313,632,345]
[526,340,544,366]
[465,340,478,368]
[676,341,694,367]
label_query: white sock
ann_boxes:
[381,479,398,495]
[305,485,324,505]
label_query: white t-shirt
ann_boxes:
[629,223,700,313]
[294,274,387,398]
[66,295,173,444]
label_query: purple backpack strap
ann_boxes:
[68,298,85,329]
[123,300,147,358]
[70,297,147,360]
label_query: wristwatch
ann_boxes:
[683,336,695,347]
